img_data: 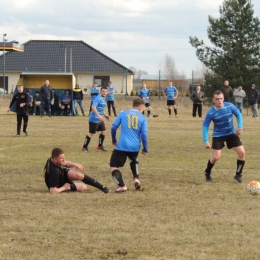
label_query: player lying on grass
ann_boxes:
[44,148,110,194]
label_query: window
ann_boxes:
[94,76,110,87]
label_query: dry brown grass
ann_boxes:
[0,96,260,260]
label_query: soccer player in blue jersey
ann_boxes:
[163,81,178,117]
[82,87,110,152]
[88,83,99,116]
[202,90,245,183]
[139,83,151,117]
[110,99,148,192]
[106,81,117,116]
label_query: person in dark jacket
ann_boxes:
[191,85,204,117]
[72,84,85,116]
[220,80,233,102]
[249,84,259,118]
[8,84,29,137]
[40,80,54,117]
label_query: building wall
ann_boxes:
[5,72,133,95]
[75,73,133,95]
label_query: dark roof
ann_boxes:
[0,40,133,74]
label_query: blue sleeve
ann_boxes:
[236,111,243,129]
[141,119,148,152]
[231,104,243,129]
[111,115,121,143]
[111,124,117,143]
[202,126,209,143]
[141,131,148,153]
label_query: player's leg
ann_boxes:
[204,149,222,182]
[112,101,117,116]
[146,103,151,117]
[204,137,224,182]
[16,114,22,136]
[82,123,96,152]
[233,145,245,183]
[167,103,172,116]
[173,101,177,116]
[107,101,111,116]
[110,150,127,192]
[67,170,110,193]
[128,152,141,190]
[22,114,29,136]
[97,122,107,151]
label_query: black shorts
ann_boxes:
[145,103,150,107]
[167,100,176,106]
[61,104,71,109]
[110,149,139,168]
[212,134,242,150]
[89,121,106,134]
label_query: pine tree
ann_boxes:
[189,0,260,95]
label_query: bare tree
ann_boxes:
[193,64,208,85]
[128,66,148,80]
[162,54,178,80]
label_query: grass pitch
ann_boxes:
[0,96,260,260]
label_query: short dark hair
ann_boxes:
[51,148,64,159]
[212,90,224,97]
[101,86,107,91]
[133,98,145,107]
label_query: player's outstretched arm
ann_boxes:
[65,161,83,171]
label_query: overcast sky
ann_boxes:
[1,0,260,78]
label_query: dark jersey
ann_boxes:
[44,158,70,189]
[9,92,29,115]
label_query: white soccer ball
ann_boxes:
[247,181,260,195]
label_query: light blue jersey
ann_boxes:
[164,86,178,100]
[202,102,243,143]
[106,86,115,101]
[90,87,99,101]
[89,94,106,123]
[111,109,148,152]
[139,89,150,104]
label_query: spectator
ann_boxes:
[220,80,233,102]
[106,81,117,117]
[249,84,259,118]
[88,83,99,116]
[26,90,33,115]
[51,89,59,116]
[72,83,85,116]
[191,85,204,117]
[233,86,246,113]
[61,90,72,116]
[33,91,41,115]
[40,80,54,117]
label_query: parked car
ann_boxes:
[0,88,8,95]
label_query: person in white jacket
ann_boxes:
[233,86,246,113]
